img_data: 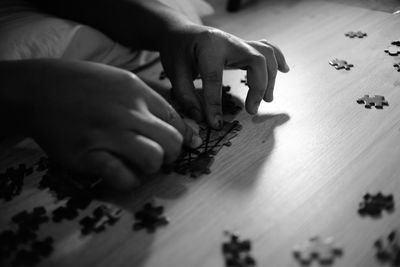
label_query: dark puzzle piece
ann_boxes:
[374,230,400,266]
[0,208,53,267]
[171,120,242,178]
[31,237,54,258]
[344,31,367,38]
[358,192,394,217]
[80,205,122,235]
[11,248,40,267]
[293,236,343,265]
[12,207,49,233]
[10,237,53,267]
[52,195,92,222]
[0,164,33,201]
[35,157,49,172]
[133,202,169,233]
[39,158,100,201]
[0,230,19,258]
[393,62,400,72]
[357,95,389,109]
[222,232,256,267]
[391,40,400,46]
[385,46,400,56]
[329,58,354,70]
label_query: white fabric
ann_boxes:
[0,0,214,70]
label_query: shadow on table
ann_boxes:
[216,112,290,190]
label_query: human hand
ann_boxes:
[160,25,289,129]
[22,60,202,191]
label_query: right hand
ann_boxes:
[21,59,202,191]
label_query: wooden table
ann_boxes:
[1,1,400,267]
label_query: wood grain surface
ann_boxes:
[1,1,400,267]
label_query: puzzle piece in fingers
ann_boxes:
[357,95,389,109]
[358,192,394,217]
[171,120,242,178]
[374,230,400,266]
[344,31,367,38]
[385,46,400,56]
[222,231,256,267]
[133,202,169,233]
[293,236,343,265]
[329,58,354,70]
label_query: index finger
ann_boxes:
[143,85,203,149]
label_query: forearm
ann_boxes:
[32,0,194,51]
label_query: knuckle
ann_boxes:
[202,71,221,84]
[197,28,219,42]
[143,145,164,173]
[250,52,267,66]
[206,99,222,109]
[102,158,121,175]
[260,44,274,56]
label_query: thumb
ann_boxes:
[80,150,140,192]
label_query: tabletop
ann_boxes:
[1,1,400,267]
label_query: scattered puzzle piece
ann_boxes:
[374,230,400,266]
[392,40,400,46]
[358,192,394,217]
[356,95,389,109]
[345,31,367,38]
[385,46,400,56]
[394,62,400,72]
[39,159,100,201]
[12,207,49,233]
[293,236,343,265]
[0,164,33,201]
[329,58,354,70]
[222,231,256,267]
[133,202,169,233]
[52,195,92,222]
[80,205,122,235]
[171,120,242,177]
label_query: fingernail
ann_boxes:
[191,134,203,148]
[189,108,203,121]
[284,62,290,72]
[214,114,223,129]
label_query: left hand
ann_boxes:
[160,24,290,129]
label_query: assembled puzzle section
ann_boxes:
[171,120,242,178]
